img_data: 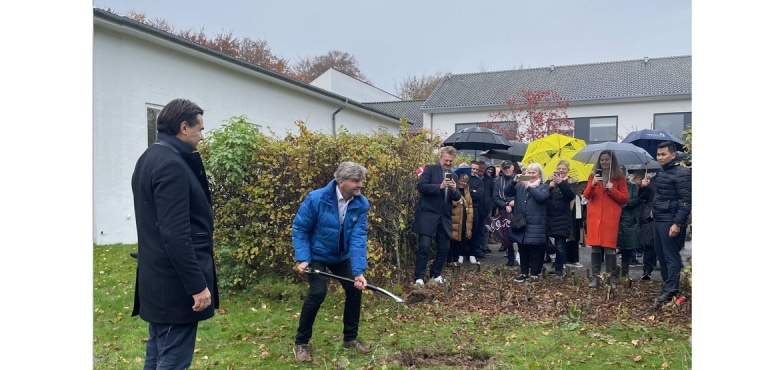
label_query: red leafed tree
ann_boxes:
[482,89,574,142]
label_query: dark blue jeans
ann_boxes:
[414,223,450,280]
[553,236,567,275]
[653,221,685,294]
[295,259,362,344]
[144,322,199,370]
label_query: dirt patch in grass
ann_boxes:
[388,346,494,369]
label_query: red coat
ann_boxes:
[583,176,628,248]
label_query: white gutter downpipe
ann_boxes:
[332,98,349,135]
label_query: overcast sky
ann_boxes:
[92,0,691,94]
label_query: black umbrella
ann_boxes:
[479,140,528,162]
[442,127,511,151]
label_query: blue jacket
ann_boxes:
[292,180,370,277]
[505,180,550,245]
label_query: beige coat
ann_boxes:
[451,184,473,241]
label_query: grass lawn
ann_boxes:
[94,244,691,369]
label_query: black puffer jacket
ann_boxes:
[545,179,576,238]
[652,156,692,225]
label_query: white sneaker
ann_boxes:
[433,276,445,283]
[414,279,424,286]
[469,256,478,264]
[457,256,464,265]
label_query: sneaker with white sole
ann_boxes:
[433,276,445,283]
[414,279,424,286]
[566,262,584,268]
[469,256,478,264]
[513,274,528,283]
[457,256,464,265]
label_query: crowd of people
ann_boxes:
[411,143,691,305]
[130,99,691,366]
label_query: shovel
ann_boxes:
[305,268,404,303]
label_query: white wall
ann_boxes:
[422,98,691,141]
[310,68,400,103]
[93,23,399,245]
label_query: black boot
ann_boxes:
[620,252,630,278]
[605,253,617,289]
[589,252,602,288]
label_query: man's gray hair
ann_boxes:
[334,161,367,181]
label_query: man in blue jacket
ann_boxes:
[652,141,692,303]
[131,98,219,370]
[292,162,371,362]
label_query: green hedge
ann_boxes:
[199,116,445,291]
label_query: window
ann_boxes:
[654,112,691,139]
[146,105,162,147]
[571,116,618,143]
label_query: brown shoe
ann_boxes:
[293,344,311,362]
[342,340,370,354]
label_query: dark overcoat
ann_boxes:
[545,179,576,238]
[131,134,219,324]
[412,163,461,237]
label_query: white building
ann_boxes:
[93,9,691,245]
[93,9,403,245]
[420,56,692,142]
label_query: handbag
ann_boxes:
[510,212,527,232]
[510,188,529,232]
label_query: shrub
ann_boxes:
[200,117,440,290]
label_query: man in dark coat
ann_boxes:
[651,141,692,303]
[467,161,485,258]
[131,98,219,369]
[412,146,461,285]
[478,161,495,254]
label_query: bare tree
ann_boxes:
[395,72,445,100]
[291,50,368,83]
[121,11,291,76]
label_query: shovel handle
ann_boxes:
[305,268,404,303]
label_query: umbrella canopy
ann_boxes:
[521,133,593,181]
[442,127,512,151]
[479,140,528,162]
[572,142,656,168]
[622,129,684,160]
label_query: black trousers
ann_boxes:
[518,243,545,276]
[295,259,362,344]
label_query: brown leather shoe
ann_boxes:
[293,344,312,362]
[342,340,370,354]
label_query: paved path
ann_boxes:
[472,240,692,282]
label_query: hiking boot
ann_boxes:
[293,344,312,362]
[343,340,370,354]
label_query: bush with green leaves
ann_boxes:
[199,116,440,291]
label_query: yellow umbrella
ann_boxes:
[521,133,594,181]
